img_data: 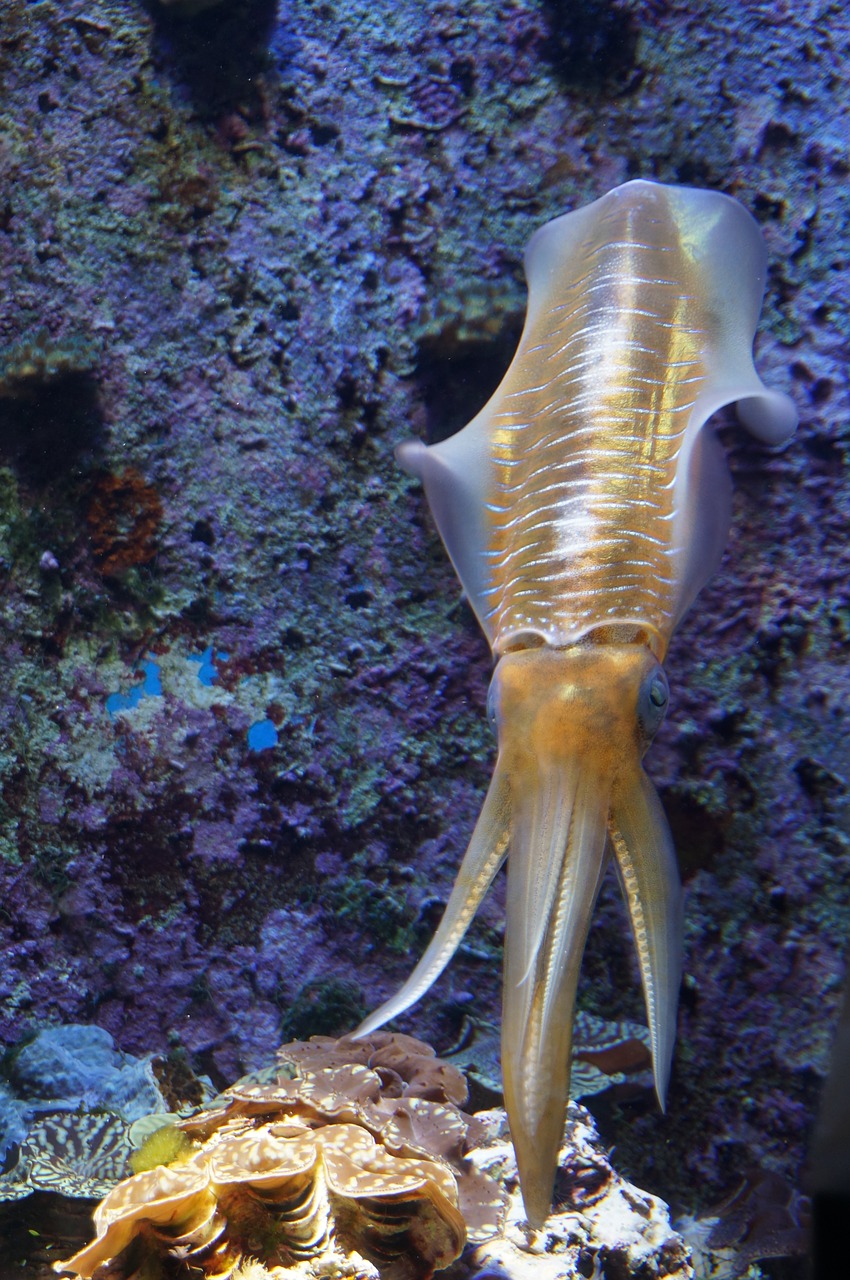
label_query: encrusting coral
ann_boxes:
[54,1033,506,1280]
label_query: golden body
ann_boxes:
[358,181,796,1224]
[485,192,707,658]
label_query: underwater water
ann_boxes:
[0,0,848,1276]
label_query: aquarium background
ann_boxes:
[0,0,847,1275]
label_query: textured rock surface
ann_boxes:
[0,1,847,1275]
[449,1105,694,1280]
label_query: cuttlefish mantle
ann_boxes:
[356,180,797,1226]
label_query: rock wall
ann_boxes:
[0,0,847,1251]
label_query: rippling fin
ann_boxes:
[671,423,732,630]
[395,436,493,642]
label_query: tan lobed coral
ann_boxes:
[54,1033,506,1280]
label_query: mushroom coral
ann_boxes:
[54,1033,505,1280]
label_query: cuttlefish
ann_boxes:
[356,180,797,1225]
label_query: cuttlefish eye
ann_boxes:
[637,665,669,739]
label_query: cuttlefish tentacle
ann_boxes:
[608,759,683,1108]
[356,180,796,1225]
[357,769,511,1035]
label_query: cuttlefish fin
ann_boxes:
[523,181,798,448]
[354,768,511,1038]
[609,767,683,1108]
[398,183,796,655]
[655,182,797,447]
[502,762,611,1227]
[396,437,493,643]
[670,423,732,631]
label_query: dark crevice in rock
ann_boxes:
[414,312,524,446]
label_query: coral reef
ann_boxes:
[4,1033,811,1277]
[0,0,847,1273]
[0,1024,214,1203]
[55,1032,505,1279]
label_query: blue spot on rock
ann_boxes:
[106,687,143,715]
[192,645,229,687]
[106,660,162,715]
[141,659,162,696]
[248,719,278,752]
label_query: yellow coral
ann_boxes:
[129,1122,194,1176]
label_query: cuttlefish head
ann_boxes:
[491,640,682,1227]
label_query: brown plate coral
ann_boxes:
[54,1033,506,1280]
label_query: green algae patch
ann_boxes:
[279,977,366,1042]
[130,1123,194,1175]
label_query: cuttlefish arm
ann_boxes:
[356,767,511,1034]
[357,180,796,1226]
[492,643,683,1225]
